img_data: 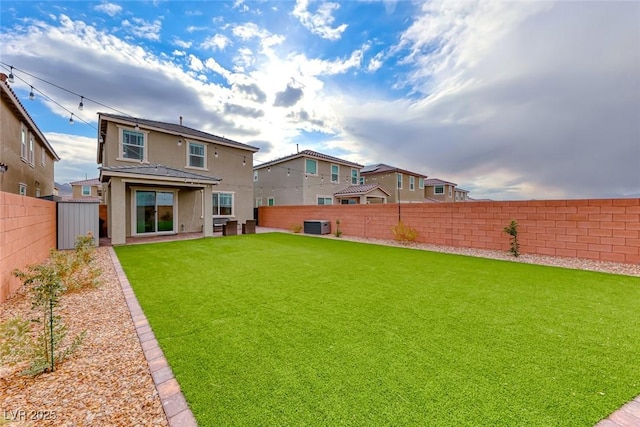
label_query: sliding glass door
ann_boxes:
[135,190,175,235]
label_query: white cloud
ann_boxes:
[172,50,186,56]
[45,133,100,183]
[186,26,207,33]
[292,0,348,41]
[94,2,122,17]
[173,38,192,49]
[188,54,204,72]
[367,51,384,72]
[201,34,230,51]
[121,17,162,41]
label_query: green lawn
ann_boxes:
[114,233,640,426]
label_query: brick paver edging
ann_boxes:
[596,396,640,426]
[108,248,198,427]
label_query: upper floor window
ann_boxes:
[29,133,35,166]
[351,169,358,185]
[188,142,206,169]
[331,164,339,183]
[397,173,403,189]
[19,183,27,196]
[449,187,453,197]
[213,192,234,216]
[20,124,27,160]
[317,196,333,205]
[409,176,415,191]
[419,177,424,189]
[121,129,146,161]
[256,197,263,207]
[359,177,364,185]
[434,185,444,195]
[253,171,259,182]
[305,158,317,175]
[267,197,275,206]
[36,188,41,198]
[455,192,460,201]
[82,185,91,196]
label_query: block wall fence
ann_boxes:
[0,191,57,303]
[258,198,640,265]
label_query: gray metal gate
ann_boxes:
[57,201,99,250]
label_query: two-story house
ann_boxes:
[97,113,258,245]
[360,164,428,204]
[424,178,469,202]
[253,150,364,206]
[0,73,60,197]
[69,178,103,202]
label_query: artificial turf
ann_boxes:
[114,233,640,426]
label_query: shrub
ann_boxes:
[392,221,418,243]
[503,220,520,257]
[290,224,303,233]
[335,219,342,238]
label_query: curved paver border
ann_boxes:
[109,247,198,427]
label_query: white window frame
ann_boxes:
[212,191,235,217]
[351,169,358,185]
[130,187,179,237]
[317,196,333,205]
[449,187,453,197]
[19,183,27,196]
[118,126,149,163]
[186,141,207,170]
[409,176,415,191]
[253,171,259,182]
[331,164,339,183]
[256,197,262,207]
[419,177,424,189]
[36,188,41,198]
[20,124,27,161]
[82,185,91,196]
[305,158,318,176]
[267,197,275,206]
[455,192,459,201]
[397,173,403,190]
[29,133,35,166]
[434,185,444,195]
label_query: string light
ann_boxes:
[243,156,246,166]
[69,113,74,125]
[29,86,35,100]
[267,167,271,172]
[214,148,218,158]
[287,168,290,176]
[8,66,14,83]
[78,96,84,111]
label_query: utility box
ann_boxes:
[304,220,331,235]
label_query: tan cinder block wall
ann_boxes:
[259,198,640,264]
[0,191,56,303]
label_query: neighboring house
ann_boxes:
[360,164,428,204]
[97,113,258,245]
[424,178,469,202]
[334,184,390,205]
[69,178,103,202]
[253,150,364,206]
[0,73,60,197]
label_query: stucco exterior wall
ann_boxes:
[258,198,640,264]
[0,94,55,197]
[0,191,56,303]
[363,173,424,203]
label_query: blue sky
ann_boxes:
[1,0,638,199]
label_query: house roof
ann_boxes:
[360,163,428,178]
[0,74,60,161]
[424,178,457,186]
[334,183,391,197]
[70,178,101,186]
[97,113,259,163]
[254,149,363,170]
[99,164,222,184]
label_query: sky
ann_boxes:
[1,0,638,200]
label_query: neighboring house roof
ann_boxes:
[424,178,457,186]
[70,178,101,186]
[0,73,60,161]
[99,164,221,184]
[254,149,363,170]
[97,113,259,163]
[360,163,428,178]
[334,184,391,197]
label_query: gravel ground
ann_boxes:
[0,248,168,427]
[1,235,637,427]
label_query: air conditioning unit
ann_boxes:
[304,220,331,235]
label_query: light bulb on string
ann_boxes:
[69,113,74,125]
[8,67,14,83]
[29,86,35,100]
[243,156,246,166]
[78,96,84,111]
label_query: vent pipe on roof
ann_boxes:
[179,116,183,126]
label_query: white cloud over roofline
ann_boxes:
[293,0,347,41]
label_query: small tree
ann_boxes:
[503,220,520,257]
[335,219,342,237]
